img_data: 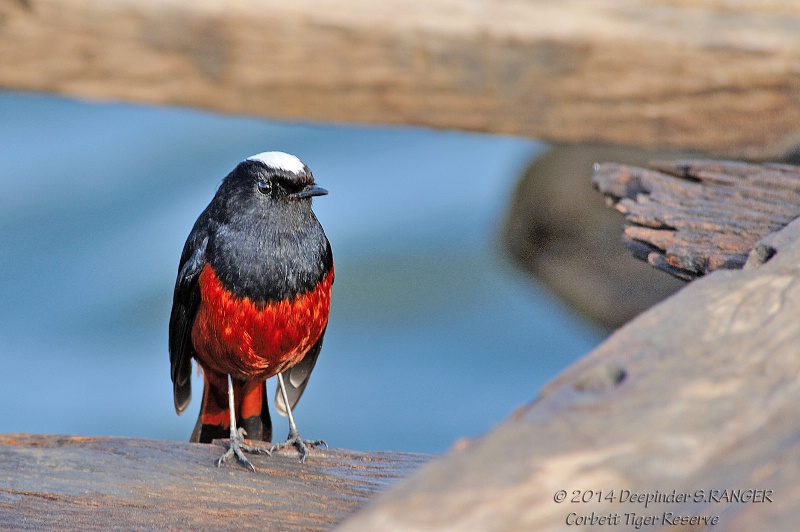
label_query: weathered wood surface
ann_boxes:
[592,159,800,280]
[3,0,800,157]
[338,217,800,532]
[0,434,429,530]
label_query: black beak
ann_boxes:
[292,184,328,199]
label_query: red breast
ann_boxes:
[191,262,333,380]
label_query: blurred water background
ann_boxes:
[0,89,602,454]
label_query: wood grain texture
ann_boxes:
[3,0,800,156]
[592,159,800,279]
[0,434,429,530]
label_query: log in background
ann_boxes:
[3,0,800,157]
[592,159,800,280]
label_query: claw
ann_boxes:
[270,429,327,463]
[216,427,270,471]
[271,372,326,462]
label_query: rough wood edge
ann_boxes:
[592,159,800,279]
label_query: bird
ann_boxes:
[168,151,333,470]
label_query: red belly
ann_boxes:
[191,263,333,380]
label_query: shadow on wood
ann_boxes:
[0,434,429,530]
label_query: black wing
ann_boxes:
[168,230,208,415]
[275,326,327,417]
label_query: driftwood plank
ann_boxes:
[337,218,800,532]
[0,434,429,530]
[592,160,800,280]
[3,0,800,156]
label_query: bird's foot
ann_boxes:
[269,429,327,463]
[216,427,271,471]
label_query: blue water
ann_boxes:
[0,90,602,454]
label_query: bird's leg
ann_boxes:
[270,372,327,462]
[215,374,270,471]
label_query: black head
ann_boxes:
[218,151,327,215]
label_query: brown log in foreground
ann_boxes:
[0,434,429,530]
[592,160,800,280]
[337,217,800,532]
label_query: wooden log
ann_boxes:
[3,0,800,157]
[0,434,429,530]
[337,217,800,531]
[592,160,800,280]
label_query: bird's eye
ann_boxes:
[257,179,271,195]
